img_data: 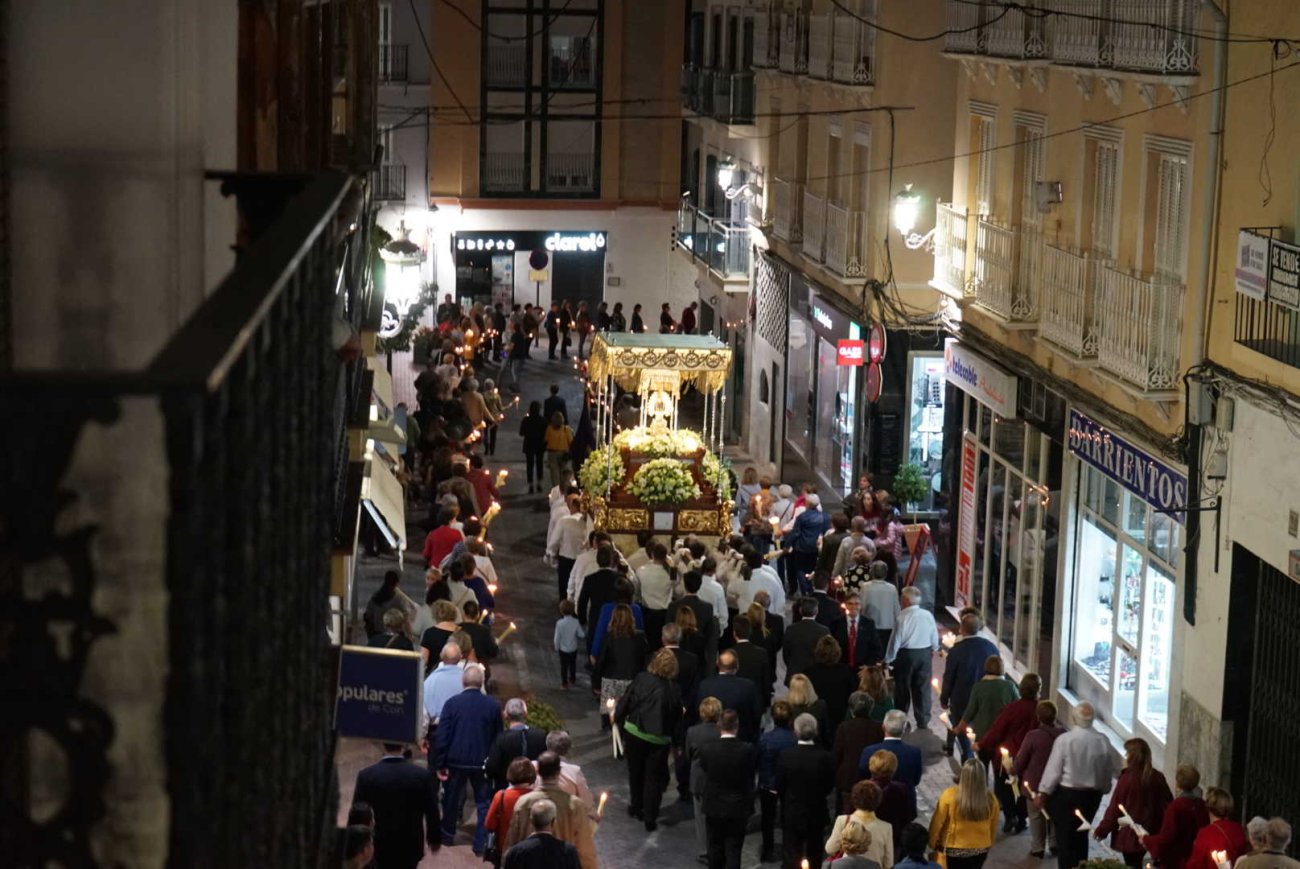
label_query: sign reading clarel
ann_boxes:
[453,230,607,255]
[335,645,424,744]
[1067,409,1187,523]
[544,232,605,252]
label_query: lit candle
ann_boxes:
[1074,808,1092,831]
[801,861,810,869]
[938,711,951,727]
[1211,851,1229,869]
[496,621,517,643]
[494,469,508,488]
[1000,746,1013,772]
[482,501,502,527]
[597,791,608,820]
[931,677,940,692]
[1022,780,1050,820]
[1118,804,1132,824]
[488,583,498,595]
[477,608,490,624]
[966,727,976,744]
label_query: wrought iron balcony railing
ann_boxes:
[545,152,596,193]
[372,163,406,201]
[802,188,828,263]
[825,201,867,279]
[675,199,751,280]
[1096,265,1184,391]
[485,43,528,87]
[972,218,1043,324]
[482,152,527,194]
[378,43,409,83]
[772,176,803,244]
[932,202,970,297]
[1039,243,1100,358]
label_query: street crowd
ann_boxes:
[340,297,1298,869]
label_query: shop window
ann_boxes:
[905,354,944,512]
[1069,462,1179,746]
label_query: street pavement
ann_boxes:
[335,346,1121,868]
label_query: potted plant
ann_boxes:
[890,462,929,521]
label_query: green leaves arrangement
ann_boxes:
[701,451,732,500]
[578,445,625,494]
[629,458,702,506]
[891,462,930,508]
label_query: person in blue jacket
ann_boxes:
[432,664,502,853]
[783,494,832,595]
[939,610,998,760]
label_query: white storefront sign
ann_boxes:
[944,340,1019,418]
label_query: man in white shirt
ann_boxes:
[547,495,587,599]
[698,556,730,636]
[884,586,939,729]
[832,516,877,578]
[1035,702,1115,869]
[624,531,656,574]
[735,549,786,615]
[860,560,901,652]
[547,480,577,539]
[635,542,677,650]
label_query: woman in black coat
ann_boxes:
[594,605,647,722]
[614,647,683,831]
[803,635,856,744]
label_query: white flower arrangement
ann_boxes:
[579,445,626,494]
[613,426,703,458]
[629,458,701,505]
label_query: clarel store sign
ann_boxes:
[453,230,607,254]
[335,645,424,743]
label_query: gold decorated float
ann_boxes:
[580,334,734,538]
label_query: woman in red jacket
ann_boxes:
[976,673,1043,836]
[1142,763,1211,869]
[1186,787,1250,869]
[484,758,538,867]
[1094,738,1172,867]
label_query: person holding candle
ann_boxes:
[432,665,501,853]
[928,758,999,869]
[1139,763,1210,869]
[1033,702,1116,869]
[978,672,1044,836]
[1093,737,1172,866]
[940,613,1000,762]
[614,647,683,832]
[1185,788,1250,869]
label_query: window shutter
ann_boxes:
[1091,142,1118,259]
[1154,153,1188,280]
[1020,127,1045,230]
[975,117,996,216]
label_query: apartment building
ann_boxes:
[674,0,957,501]
[934,0,1224,776]
[424,0,689,315]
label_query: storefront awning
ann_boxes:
[367,358,405,447]
[362,454,406,549]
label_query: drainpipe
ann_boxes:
[1183,0,1227,626]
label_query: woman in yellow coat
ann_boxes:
[928,758,999,869]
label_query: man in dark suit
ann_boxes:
[698,710,759,869]
[810,572,846,637]
[662,623,701,706]
[459,600,499,663]
[575,544,619,654]
[857,709,923,789]
[485,698,549,789]
[503,798,581,869]
[939,611,999,759]
[835,596,883,670]
[543,383,568,423]
[730,617,772,707]
[667,570,717,650]
[352,744,440,869]
[695,650,763,742]
[782,597,829,684]
[776,712,837,869]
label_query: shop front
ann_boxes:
[783,276,863,498]
[948,340,1064,685]
[1061,409,1184,759]
[451,229,607,309]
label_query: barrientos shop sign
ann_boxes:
[1068,409,1187,523]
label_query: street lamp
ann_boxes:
[716,159,736,192]
[892,184,936,251]
[379,220,425,320]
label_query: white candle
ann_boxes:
[1000,746,1013,772]
[496,621,517,643]
[931,677,941,692]
[597,791,608,819]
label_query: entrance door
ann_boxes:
[550,251,604,309]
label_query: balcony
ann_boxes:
[1235,293,1300,371]
[932,202,970,296]
[485,43,527,87]
[944,0,1198,75]
[972,219,1043,324]
[711,70,755,124]
[808,12,876,84]
[549,36,598,88]
[753,14,779,69]
[545,152,596,193]
[482,152,527,194]
[1096,266,1184,392]
[372,164,406,201]
[772,176,803,244]
[378,43,409,83]
[802,189,827,263]
[1039,244,1100,359]
[825,201,867,279]
[676,199,751,281]
[778,11,809,75]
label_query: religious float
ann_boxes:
[578,333,734,540]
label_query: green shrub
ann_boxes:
[525,696,565,733]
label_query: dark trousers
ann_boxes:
[675,748,691,801]
[1048,786,1103,869]
[993,765,1026,821]
[782,821,824,869]
[706,814,748,869]
[442,767,492,851]
[790,550,818,595]
[892,647,933,727]
[547,327,559,358]
[425,723,442,835]
[644,608,667,653]
[759,790,779,852]
[524,451,543,485]
[485,424,498,455]
[559,651,577,685]
[624,730,671,821]
[946,854,989,869]
[557,556,575,599]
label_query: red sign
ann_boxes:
[836,339,865,366]
[868,323,887,363]
[903,526,932,589]
[955,437,977,609]
[865,362,883,402]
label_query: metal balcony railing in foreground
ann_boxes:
[675,200,751,280]
[1235,292,1300,371]
[0,172,364,866]
[1096,265,1184,391]
[1039,243,1100,358]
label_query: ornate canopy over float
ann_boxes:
[580,333,734,538]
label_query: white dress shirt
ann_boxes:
[567,547,628,602]
[625,547,652,574]
[548,513,587,561]
[860,579,901,630]
[733,564,786,615]
[635,563,678,610]
[699,574,730,631]
[1038,723,1115,794]
[884,604,939,662]
[833,533,877,578]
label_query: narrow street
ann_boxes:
[337,349,1120,868]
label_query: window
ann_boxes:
[1084,136,1120,259]
[1149,150,1190,280]
[1015,121,1045,230]
[1069,462,1180,744]
[970,111,996,216]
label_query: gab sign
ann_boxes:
[836,339,865,366]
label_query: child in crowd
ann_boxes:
[553,598,583,689]
[894,822,943,869]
